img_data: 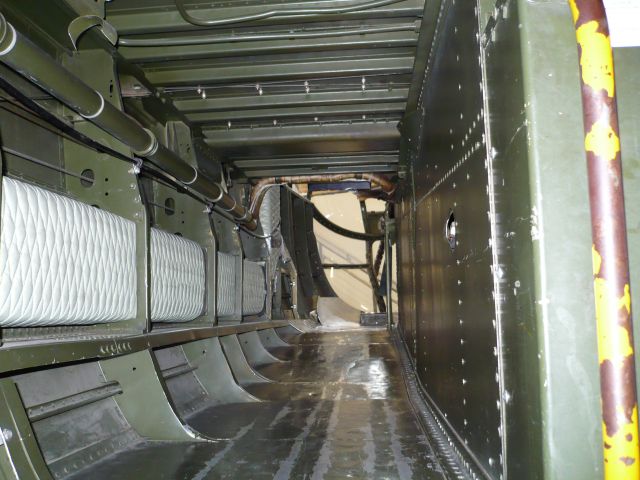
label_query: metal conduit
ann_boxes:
[175,0,408,27]
[0,13,256,230]
[119,23,419,47]
[569,1,640,478]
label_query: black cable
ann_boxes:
[312,203,383,241]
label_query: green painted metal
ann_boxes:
[241,165,398,178]
[62,48,150,336]
[100,350,203,441]
[0,14,256,228]
[396,0,640,478]
[102,0,423,177]
[186,102,406,124]
[173,89,409,114]
[0,0,636,478]
[232,153,399,169]
[107,0,424,35]
[0,320,289,376]
[145,57,415,87]
[203,123,400,147]
[0,380,52,480]
[119,30,419,63]
[515,1,602,477]
[405,0,443,112]
[181,337,259,404]
[617,46,640,406]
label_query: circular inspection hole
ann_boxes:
[164,197,175,216]
[80,169,95,187]
[445,211,457,251]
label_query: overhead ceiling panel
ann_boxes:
[107,0,426,178]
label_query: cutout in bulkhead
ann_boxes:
[445,210,457,251]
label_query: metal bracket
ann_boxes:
[68,15,118,51]
[132,158,143,175]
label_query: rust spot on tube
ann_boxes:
[569,1,640,478]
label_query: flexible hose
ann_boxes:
[312,204,383,241]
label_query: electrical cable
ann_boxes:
[175,0,408,27]
[119,23,417,47]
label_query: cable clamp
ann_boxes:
[183,166,198,185]
[132,158,143,175]
[134,129,159,157]
[81,92,105,120]
[0,24,16,56]
[221,197,237,212]
[210,189,225,203]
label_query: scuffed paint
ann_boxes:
[575,20,615,97]
[593,245,632,364]
[585,120,621,162]
[603,406,640,477]
[569,0,580,22]
[593,277,633,363]
[571,1,640,478]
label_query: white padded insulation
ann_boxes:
[0,177,136,327]
[150,228,205,322]
[259,186,281,318]
[243,260,266,315]
[259,186,280,236]
[216,251,236,316]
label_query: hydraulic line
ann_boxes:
[312,204,384,242]
[119,23,418,47]
[360,200,386,313]
[373,240,385,279]
[175,0,408,27]
[0,13,256,229]
[569,1,640,478]
[0,70,251,231]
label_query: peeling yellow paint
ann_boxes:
[569,0,580,23]
[603,406,640,479]
[595,278,633,364]
[576,20,615,97]
[620,284,631,315]
[593,245,603,275]
[585,120,621,162]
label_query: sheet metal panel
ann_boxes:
[403,1,502,476]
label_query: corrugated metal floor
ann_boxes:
[71,328,446,479]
